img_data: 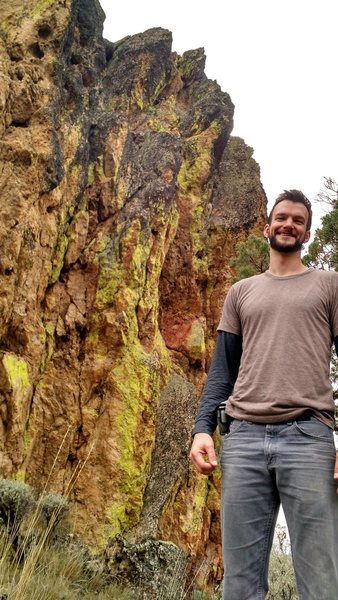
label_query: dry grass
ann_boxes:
[0,428,138,599]
[0,429,215,599]
[0,526,136,599]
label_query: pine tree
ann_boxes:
[230,233,269,283]
[303,177,338,270]
[303,177,338,406]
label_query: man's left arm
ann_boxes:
[334,335,338,492]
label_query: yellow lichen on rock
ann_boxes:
[2,354,31,405]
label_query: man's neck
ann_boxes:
[268,249,309,277]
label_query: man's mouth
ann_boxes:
[277,232,295,238]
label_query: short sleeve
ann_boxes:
[217,285,242,335]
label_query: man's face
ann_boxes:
[264,200,310,253]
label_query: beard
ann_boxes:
[268,232,305,253]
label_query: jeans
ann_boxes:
[220,417,338,600]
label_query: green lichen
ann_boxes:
[3,354,30,404]
[86,328,99,345]
[186,319,206,361]
[183,476,209,536]
[87,163,95,186]
[125,56,168,111]
[49,234,68,284]
[177,144,211,196]
[102,341,160,541]
[177,133,214,196]
[87,159,105,186]
[105,504,128,539]
[148,72,168,106]
[96,157,104,179]
[102,323,173,544]
[14,470,25,482]
[95,208,179,344]
[69,163,79,177]
[22,417,37,461]
[86,312,100,346]
[93,353,108,365]
[101,326,171,543]
[30,0,55,18]
[132,88,144,111]
[94,238,127,308]
[94,208,179,543]
[115,176,126,210]
[82,407,99,417]
[177,124,222,279]
[162,472,210,539]
[43,321,55,366]
[95,222,152,309]
[0,16,10,32]
[194,477,209,510]
[147,97,180,134]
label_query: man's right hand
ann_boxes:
[189,433,218,474]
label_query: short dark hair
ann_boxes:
[268,190,312,230]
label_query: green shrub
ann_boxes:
[39,491,69,530]
[0,479,35,532]
[267,526,298,600]
[267,553,298,600]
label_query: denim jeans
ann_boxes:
[220,417,338,600]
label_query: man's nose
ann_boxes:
[283,217,294,228]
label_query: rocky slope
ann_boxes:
[0,0,266,588]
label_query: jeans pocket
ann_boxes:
[295,417,334,442]
[226,419,247,437]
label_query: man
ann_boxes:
[189,190,338,600]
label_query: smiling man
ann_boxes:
[267,199,310,253]
[189,190,338,600]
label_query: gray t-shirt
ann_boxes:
[217,268,338,426]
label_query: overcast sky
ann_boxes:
[100,0,337,232]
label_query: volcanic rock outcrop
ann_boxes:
[0,0,266,587]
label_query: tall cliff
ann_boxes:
[0,0,266,586]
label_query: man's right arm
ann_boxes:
[189,330,242,474]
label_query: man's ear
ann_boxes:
[263,224,270,240]
[305,230,311,243]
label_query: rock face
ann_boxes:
[0,0,266,587]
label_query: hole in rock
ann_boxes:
[10,120,29,128]
[28,43,44,59]
[38,24,52,38]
